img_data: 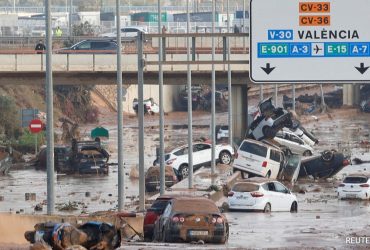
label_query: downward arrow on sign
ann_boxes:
[261,63,275,75]
[355,63,369,74]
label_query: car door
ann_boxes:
[263,182,279,211]
[192,143,212,167]
[268,149,282,179]
[273,182,292,211]
[289,133,307,154]
[75,41,91,53]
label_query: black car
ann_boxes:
[299,150,350,179]
[57,39,118,54]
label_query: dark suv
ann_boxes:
[57,39,118,54]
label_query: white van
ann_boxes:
[233,139,283,179]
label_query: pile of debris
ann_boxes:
[233,97,351,183]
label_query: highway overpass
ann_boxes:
[0,53,249,85]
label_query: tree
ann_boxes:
[0,95,21,140]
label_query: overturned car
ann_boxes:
[248,97,293,141]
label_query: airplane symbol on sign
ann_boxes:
[311,43,324,56]
[313,44,322,54]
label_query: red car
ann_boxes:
[143,196,174,240]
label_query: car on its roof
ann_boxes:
[227,178,298,213]
[337,173,370,200]
[56,39,118,54]
[153,197,229,243]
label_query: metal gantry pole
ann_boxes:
[45,0,55,215]
[211,0,216,177]
[292,84,296,111]
[116,0,125,211]
[187,0,193,188]
[259,85,263,101]
[158,0,165,195]
[137,32,145,211]
[227,0,232,145]
[274,84,278,106]
[243,0,246,49]
[69,0,72,36]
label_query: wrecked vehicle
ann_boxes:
[0,146,12,175]
[153,142,234,179]
[299,150,350,179]
[71,139,110,174]
[153,197,229,244]
[34,139,109,174]
[145,166,179,192]
[233,139,301,182]
[178,85,202,110]
[133,98,159,115]
[233,139,284,179]
[227,178,298,213]
[284,120,319,147]
[144,195,175,240]
[274,130,314,156]
[24,221,120,250]
[248,97,293,140]
[337,173,370,200]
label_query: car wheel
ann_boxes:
[290,201,298,213]
[263,203,271,213]
[219,151,232,165]
[303,150,312,157]
[179,164,189,178]
[321,150,334,161]
[262,126,275,139]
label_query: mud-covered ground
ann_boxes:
[1,85,370,248]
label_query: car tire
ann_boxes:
[290,201,298,213]
[263,203,271,213]
[219,151,232,165]
[179,164,189,178]
[321,150,334,161]
[303,150,312,157]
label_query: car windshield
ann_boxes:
[220,126,228,130]
[239,141,267,157]
[149,199,171,213]
[232,183,259,192]
[172,199,219,213]
[343,177,368,183]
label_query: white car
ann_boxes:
[100,26,147,42]
[274,130,314,156]
[217,125,229,140]
[233,139,283,179]
[153,142,234,178]
[227,178,298,212]
[337,174,370,200]
[133,98,159,115]
[284,126,318,147]
[248,98,293,140]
